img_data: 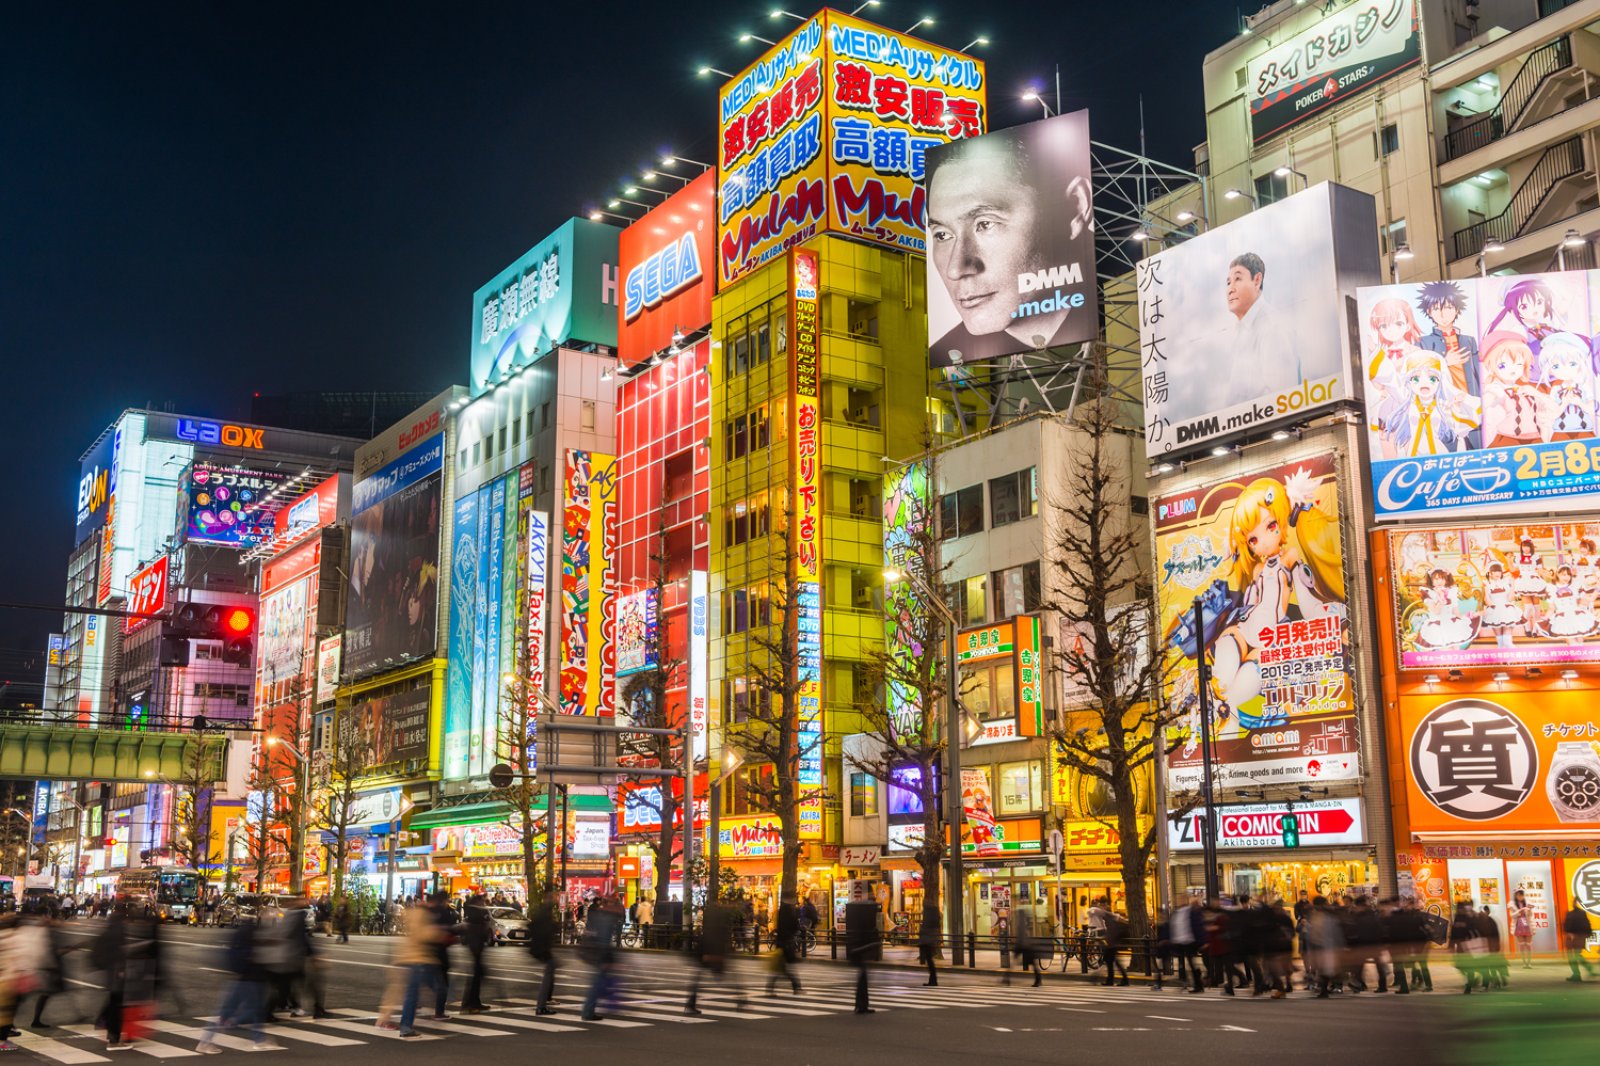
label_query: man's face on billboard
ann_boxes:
[1225,264,1264,320]
[928,152,1044,337]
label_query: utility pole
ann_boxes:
[1192,599,1221,903]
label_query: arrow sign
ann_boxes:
[1168,799,1364,851]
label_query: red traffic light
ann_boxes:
[224,608,254,634]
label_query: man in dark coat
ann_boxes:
[844,897,882,1014]
[459,894,492,1012]
[687,901,744,1014]
[767,895,802,995]
[526,889,559,1014]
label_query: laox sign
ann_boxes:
[176,419,264,450]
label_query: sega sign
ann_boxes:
[616,171,715,365]
[176,418,265,450]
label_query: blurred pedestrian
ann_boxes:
[16,909,69,1028]
[0,912,22,1050]
[915,904,941,987]
[196,918,275,1052]
[687,900,742,1015]
[1449,900,1483,993]
[1173,898,1203,994]
[335,897,353,944]
[1263,898,1294,997]
[527,889,559,1015]
[1015,908,1044,987]
[459,894,491,1012]
[1089,897,1129,987]
[90,903,131,1050]
[1308,896,1345,998]
[844,894,881,1014]
[636,895,654,949]
[1562,902,1596,982]
[1475,906,1507,989]
[396,898,449,1037]
[580,894,623,1021]
[767,894,803,995]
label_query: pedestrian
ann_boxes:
[16,910,68,1029]
[1308,896,1345,998]
[1561,902,1596,982]
[843,894,880,1014]
[396,898,449,1037]
[196,918,275,1052]
[1509,890,1534,970]
[90,903,131,1050]
[1171,898,1202,993]
[1263,898,1294,997]
[0,912,23,1051]
[459,894,492,1013]
[687,900,743,1014]
[916,904,942,987]
[580,895,624,1021]
[799,896,819,958]
[1089,897,1129,986]
[527,889,559,1015]
[1475,906,1507,989]
[1449,900,1483,993]
[1015,908,1044,987]
[335,897,353,944]
[636,895,654,949]
[763,894,801,996]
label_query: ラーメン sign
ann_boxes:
[716,9,986,286]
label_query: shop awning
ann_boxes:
[408,794,615,830]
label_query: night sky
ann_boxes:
[0,2,1237,694]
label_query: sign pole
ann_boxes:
[1192,599,1221,903]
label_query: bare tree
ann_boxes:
[241,755,287,892]
[308,703,376,900]
[171,727,221,872]
[1045,348,1177,938]
[616,508,689,919]
[493,674,548,905]
[723,505,821,904]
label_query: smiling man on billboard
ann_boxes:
[1223,252,1297,394]
[925,110,1096,368]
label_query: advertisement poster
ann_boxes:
[961,767,1002,856]
[1404,692,1600,832]
[1137,183,1379,456]
[182,463,291,548]
[1155,454,1359,789]
[615,588,658,677]
[690,569,709,762]
[314,635,342,705]
[1386,521,1600,669]
[124,555,169,634]
[560,450,618,717]
[790,249,824,838]
[925,110,1096,367]
[1167,798,1364,851]
[274,474,343,542]
[618,171,714,363]
[1247,0,1420,143]
[356,684,431,767]
[1359,271,1600,519]
[259,578,309,686]
[525,508,549,731]
[445,491,480,779]
[716,10,986,286]
[469,218,620,396]
[882,459,932,735]
[345,437,444,679]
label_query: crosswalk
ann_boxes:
[0,977,1192,1063]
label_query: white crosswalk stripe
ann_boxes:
[58,1026,197,1058]
[6,1030,112,1064]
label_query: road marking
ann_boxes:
[1147,1015,1191,1022]
[1058,1008,1105,1014]
[482,1001,650,1029]
[1218,1025,1257,1032]
[294,1017,440,1041]
[8,1031,113,1064]
[139,1022,281,1053]
[329,1009,512,1037]
[58,1027,195,1059]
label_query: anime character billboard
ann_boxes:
[1362,271,1600,519]
[1155,454,1360,790]
[1387,521,1600,669]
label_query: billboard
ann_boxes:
[615,588,658,677]
[75,429,119,548]
[356,684,432,768]
[1155,454,1360,789]
[560,450,619,717]
[445,490,479,778]
[344,437,443,679]
[526,507,550,731]
[925,109,1097,367]
[1402,691,1600,833]
[469,218,620,396]
[259,577,310,686]
[883,459,931,735]
[274,474,344,542]
[315,635,342,705]
[1137,182,1380,457]
[1248,0,1420,144]
[181,462,291,548]
[955,615,1046,746]
[789,249,824,839]
[1387,521,1600,670]
[618,171,714,362]
[1359,271,1600,519]
[716,10,987,287]
[960,767,1002,856]
[1168,798,1365,851]
[690,569,709,763]
[124,555,169,634]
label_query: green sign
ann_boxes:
[1282,811,1300,848]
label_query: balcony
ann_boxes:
[1441,36,1574,163]
[1450,136,1590,261]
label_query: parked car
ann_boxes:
[487,906,529,945]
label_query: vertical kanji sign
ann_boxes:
[790,247,824,839]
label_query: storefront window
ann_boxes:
[961,661,1015,722]
[997,760,1043,815]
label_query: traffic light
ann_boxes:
[166,602,255,666]
[1281,808,1300,849]
[220,606,255,666]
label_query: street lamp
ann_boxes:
[1392,243,1414,283]
[1021,91,1054,118]
[694,66,734,79]
[961,36,990,51]
[739,32,778,46]
[1559,227,1586,270]
[1223,188,1257,208]
[706,748,745,905]
[882,563,970,966]
[1273,165,1308,189]
[1477,236,1506,277]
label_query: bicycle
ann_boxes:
[620,923,642,948]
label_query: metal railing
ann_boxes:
[1451,136,1586,260]
[1443,36,1572,162]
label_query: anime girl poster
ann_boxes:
[1388,522,1600,667]
[1479,271,1590,375]
[1155,454,1360,791]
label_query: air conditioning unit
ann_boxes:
[852,494,871,513]
[853,586,873,608]
[848,406,868,422]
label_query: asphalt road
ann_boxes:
[4,921,1593,1066]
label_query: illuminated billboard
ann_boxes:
[615,588,658,677]
[345,437,443,679]
[274,474,345,542]
[181,462,292,548]
[790,248,823,839]
[716,10,986,287]
[925,110,1097,367]
[469,218,620,396]
[75,430,119,548]
[1155,454,1360,790]
[124,555,169,634]
[356,683,431,768]
[1359,271,1600,520]
[1137,182,1380,457]
[618,171,714,362]
[259,577,310,686]
[560,451,619,717]
[315,635,342,705]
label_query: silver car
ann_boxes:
[487,906,529,945]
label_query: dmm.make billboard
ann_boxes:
[717,9,986,287]
[1137,182,1379,457]
[1359,270,1600,520]
[618,170,714,364]
[470,218,619,396]
[1155,453,1360,790]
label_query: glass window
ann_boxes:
[939,485,983,540]
[989,468,1037,527]
[961,660,1015,722]
[498,426,508,453]
[1378,122,1400,157]
[998,761,1042,815]
[991,561,1041,620]
[943,576,987,626]
[1253,172,1290,206]
[849,772,877,817]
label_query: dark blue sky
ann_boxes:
[0,2,1236,689]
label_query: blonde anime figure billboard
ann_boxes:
[1155,454,1359,790]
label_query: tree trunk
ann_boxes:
[917,761,943,929]
[521,801,540,904]
[652,790,680,914]
[1112,764,1151,939]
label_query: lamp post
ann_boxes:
[883,564,968,966]
[267,737,310,895]
[706,748,746,906]
[1190,599,1222,903]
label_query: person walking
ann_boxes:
[1449,901,1483,993]
[1089,898,1129,987]
[527,889,559,1015]
[915,904,941,987]
[334,897,353,945]
[1475,906,1507,989]
[1509,890,1534,970]
[1561,902,1596,982]
[636,895,654,950]
[799,897,819,958]
[687,900,743,1015]
[196,918,275,1052]
[843,894,881,1014]
[0,912,23,1051]
[90,904,131,1050]
[459,894,492,1013]
[396,898,449,1037]
[767,895,803,995]
[1015,908,1044,987]
[16,910,68,1029]
[1171,898,1202,993]
[580,894,623,1021]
